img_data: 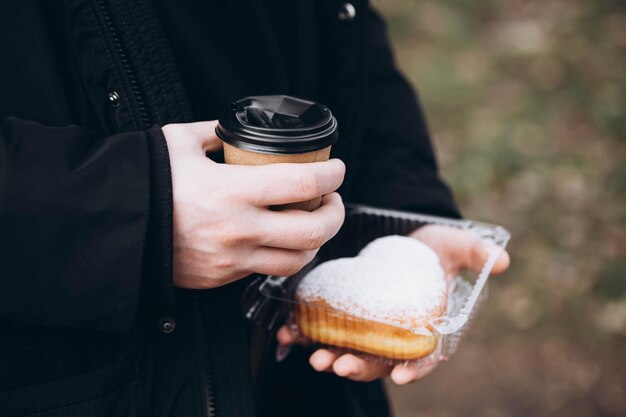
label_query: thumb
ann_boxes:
[470,240,510,275]
[162,120,224,154]
[184,120,224,153]
[411,225,509,276]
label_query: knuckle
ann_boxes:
[284,261,302,277]
[305,224,326,250]
[206,270,247,289]
[298,171,319,199]
[217,230,236,246]
[242,185,263,206]
[218,225,252,247]
[222,233,241,247]
[330,202,345,231]
[303,249,317,265]
[331,160,346,182]
[213,253,236,271]
[243,227,262,245]
[282,254,308,276]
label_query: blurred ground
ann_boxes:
[371,0,626,416]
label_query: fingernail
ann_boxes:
[276,344,292,362]
[335,364,354,377]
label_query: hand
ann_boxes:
[408,224,510,281]
[278,224,510,384]
[163,121,346,289]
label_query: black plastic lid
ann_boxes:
[216,95,338,154]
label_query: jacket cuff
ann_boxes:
[141,125,175,315]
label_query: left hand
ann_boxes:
[277,224,510,385]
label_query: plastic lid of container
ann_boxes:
[216,95,339,154]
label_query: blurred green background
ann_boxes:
[371,0,626,416]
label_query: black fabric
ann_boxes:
[0,1,460,416]
[257,341,393,417]
[197,281,257,417]
[149,0,292,120]
[141,125,176,315]
[0,117,150,331]
[0,354,137,416]
[352,9,460,217]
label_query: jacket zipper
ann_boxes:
[92,1,217,416]
[92,0,151,129]
[194,294,217,417]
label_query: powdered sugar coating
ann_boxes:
[296,235,446,328]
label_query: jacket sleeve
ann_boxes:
[349,8,461,219]
[0,116,173,332]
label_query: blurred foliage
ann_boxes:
[371,0,626,415]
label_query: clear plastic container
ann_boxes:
[243,204,510,367]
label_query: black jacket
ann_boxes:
[0,1,459,416]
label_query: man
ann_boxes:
[0,1,509,417]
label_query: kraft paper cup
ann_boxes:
[216,95,339,211]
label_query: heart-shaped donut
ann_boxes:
[294,235,447,360]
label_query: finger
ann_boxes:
[491,249,511,275]
[245,247,317,277]
[412,226,508,275]
[332,354,392,382]
[258,193,345,250]
[470,240,510,275]
[276,325,298,345]
[390,362,438,385]
[410,226,476,273]
[309,349,339,372]
[238,159,346,206]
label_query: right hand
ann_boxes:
[163,121,346,289]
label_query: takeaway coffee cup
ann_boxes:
[216,95,339,211]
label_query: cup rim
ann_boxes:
[216,95,339,154]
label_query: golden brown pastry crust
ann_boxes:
[294,297,445,360]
